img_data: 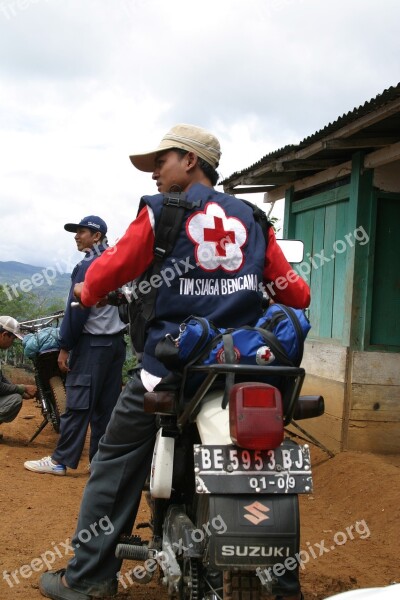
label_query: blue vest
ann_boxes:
[141,183,267,377]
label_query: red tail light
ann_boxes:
[229,382,283,450]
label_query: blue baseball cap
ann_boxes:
[64,215,107,235]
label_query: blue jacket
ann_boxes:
[59,244,107,351]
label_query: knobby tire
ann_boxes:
[48,376,67,425]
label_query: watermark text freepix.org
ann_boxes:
[2,515,114,588]
[256,519,370,586]
[1,242,113,301]
[1,224,369,304]
[294,225,369,282]
[0,0,53,21]
[117,514,227,589]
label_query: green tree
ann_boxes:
[269,215,281,234]
[0,288,61,321]
[122,336,137,384]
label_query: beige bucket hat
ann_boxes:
[130,123,221,172]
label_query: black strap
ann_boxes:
[142,192,200,321]
[278,305,305,365]
[153,193,190,263]
[253,327,294,366]
[240,199,272,247]
[221,333,236,409]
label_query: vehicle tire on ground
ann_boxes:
[223,570,269,600]
[48,376,67,419]
[195,495,268,600]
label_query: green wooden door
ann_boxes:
[369,193,400,349]
[290,185,351,341]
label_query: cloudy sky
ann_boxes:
[1,0,399,271]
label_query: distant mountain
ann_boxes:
[0,261,71,304]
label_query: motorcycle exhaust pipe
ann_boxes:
[293,395,324,420]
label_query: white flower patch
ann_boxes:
[186,202,248,272]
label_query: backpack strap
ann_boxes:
[153,193,198,266]
[221,332,236,409]
[240,198,272,247]
[277,305,305,365]
[129,192,201,353]
[141,192,200,321]
[253,327,295,367]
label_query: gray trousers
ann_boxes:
[65,373,156,597]
[0,393,22,424]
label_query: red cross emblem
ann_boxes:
[186,202,247,272]
[203,216,236,257]
[256,346,275,365]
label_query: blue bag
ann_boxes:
[22,327,61,359]
[156,303,311,372]
[254,303,311,367]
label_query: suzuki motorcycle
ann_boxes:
[115,361,324,599]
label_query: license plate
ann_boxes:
[193,440,312,494]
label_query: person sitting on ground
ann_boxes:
[0,316,37,441]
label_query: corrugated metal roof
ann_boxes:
[222,82,400,184]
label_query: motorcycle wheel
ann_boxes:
[48,376,67,428]
[223,571,268,600]
[195,496,268,600]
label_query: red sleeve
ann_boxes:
[263,227,310,309]
[81,207,155,306]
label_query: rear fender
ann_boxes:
[208,494,300,569]
[195,390,230,445]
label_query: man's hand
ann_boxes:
[23,384,37,399]
[58,349,70,374]
[73,282,107,308]
[73,282,85,306]
[95,297,109,308]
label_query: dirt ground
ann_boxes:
[0,368,399,600]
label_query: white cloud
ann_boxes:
[0,0,399,268]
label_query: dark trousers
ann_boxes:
[0,393,22,424]
[65,373,156,596]
[52,333,126,469]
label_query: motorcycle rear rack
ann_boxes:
[177,363,305,429]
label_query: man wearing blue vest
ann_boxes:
[39,125,309,600]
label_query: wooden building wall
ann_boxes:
[347,351,400,453]
[284,155,400,454]
[299,341,348,454]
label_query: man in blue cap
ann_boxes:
[24,216,126,475]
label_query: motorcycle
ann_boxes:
[19,312,66,443]
[115,360,324,599]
